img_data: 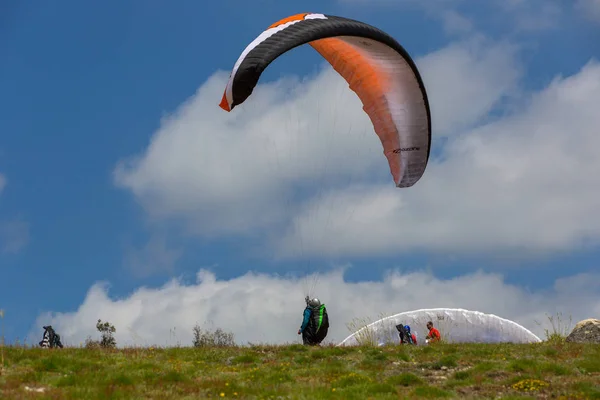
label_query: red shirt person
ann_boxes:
[426,321,441,343]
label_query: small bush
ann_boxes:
[96,319,117,349]
[192,325,235,347]
[84,336,101,349]
[534,312,572,344]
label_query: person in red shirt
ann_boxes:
[426,321,441,343]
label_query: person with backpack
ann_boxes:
[396,324,417,345]
[405,325,417,345]
[39,325,64,348]
[297,296,329,346]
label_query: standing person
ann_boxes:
[298,296,329,346]
[425,321,441,343]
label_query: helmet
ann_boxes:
[308,298,321,307]
[404,325,411,333]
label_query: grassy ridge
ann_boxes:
[1,341,599,399]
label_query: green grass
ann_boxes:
[0,342,599,399]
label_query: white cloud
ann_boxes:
[114,38,530,260]
[275,60,600,257]
[417,37,522,136]
[30,267,600,347]
[114,69,384,238]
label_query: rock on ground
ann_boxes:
[565,318,600,344]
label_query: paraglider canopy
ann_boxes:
[219,12,432,188]
[339,308,542,346]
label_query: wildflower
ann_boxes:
[511,379,548,392]
[220,393,225,397]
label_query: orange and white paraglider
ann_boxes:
[219,12,432,188]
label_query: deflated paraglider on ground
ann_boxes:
[218,12,432,189]
[218,12,432,343]
[338,308,543,347]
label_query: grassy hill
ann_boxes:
[1,339,599,399]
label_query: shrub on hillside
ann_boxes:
[85,319,117,349]
[192,324,235,347]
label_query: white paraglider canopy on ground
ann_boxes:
[338,308,542,346]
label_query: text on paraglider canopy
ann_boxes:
[392,147,420,153]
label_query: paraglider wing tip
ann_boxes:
[396,178,421,188]
[219,92,231,112]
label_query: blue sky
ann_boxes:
[1,0,599,346]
